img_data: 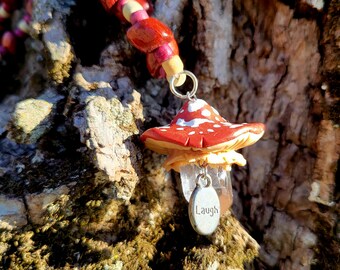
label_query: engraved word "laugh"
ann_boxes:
[195,205,219,217]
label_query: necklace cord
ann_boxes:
[99,0,199,98]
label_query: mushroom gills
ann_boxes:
[180,164,233,214]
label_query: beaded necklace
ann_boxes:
[0,0,32,62]
[98,0,265,235]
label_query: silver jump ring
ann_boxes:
[169,70,198,100]
[196,173,212,188]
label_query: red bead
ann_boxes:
[146,52,160,77]
[2,31,16,54]
[127,17,173,53]
[146,39,178,77]
[2,0,16,11]
[1,3,12,12]
[99,0,119,13]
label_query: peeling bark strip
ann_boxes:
[230,0,339,269]
[0,0,339,269]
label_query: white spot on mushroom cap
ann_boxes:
[188,131,195,135]
[230,124,243,128]
[207,129,214,132]
[176,127,184,130]
[213,124,221,128]
[160,129,167,131]
[188,99,207,112]
[176,118,214,128]
[201,109,211,117]
[199,131,203,134]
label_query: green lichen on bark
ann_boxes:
[184,214,259,270]
[0,173,259,269]
[7,90,63,144]
[42,14,74,84]
[7,99,54,144]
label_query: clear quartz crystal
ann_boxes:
[180,164,233,214]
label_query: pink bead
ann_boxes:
[153,43,176,63]
[146,39,178,78]
[2,31,16,54]
[14,28,26,38]
[23,14,31,23]
[130,9,149,24]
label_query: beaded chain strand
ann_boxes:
[99,0,186,86]
[0,0,32,61]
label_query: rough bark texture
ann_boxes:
[0,0,339,269]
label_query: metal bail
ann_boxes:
[169,70,198,100]
[188,172,220,235]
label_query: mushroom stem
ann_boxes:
[180,164,233,214]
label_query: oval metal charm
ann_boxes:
[188,184,220,235]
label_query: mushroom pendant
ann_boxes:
[141,97,265,235]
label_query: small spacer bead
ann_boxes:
[154,43,177,64]
[162,55,186,86]
[17,18,30,34]
[23,14,32,23]
[122,0,144,22]
[130,9,149,24]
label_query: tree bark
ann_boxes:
[0,0,338,269]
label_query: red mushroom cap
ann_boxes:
[141,99,265,154]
